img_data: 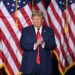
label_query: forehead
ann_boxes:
[32,10,43,16]
[32,15,42,19]
[33,15,41,17]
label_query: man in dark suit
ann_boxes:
[20,10,57,75]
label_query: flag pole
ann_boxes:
[32,0,36,12]
[32,0,34,10]
[15,0,18,28]
[65,0,69,33]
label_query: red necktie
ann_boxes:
[36,28,41,64]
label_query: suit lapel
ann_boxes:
[31,25,36,42]
[42,26,47,42]
[42,26,45,36]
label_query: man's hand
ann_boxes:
[34,36,45,50]
[36,36,44,46]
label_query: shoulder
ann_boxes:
[22,25,34,32]
[43,25,54,33]
[23,25,33,30]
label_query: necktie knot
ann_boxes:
[37,28,40,31]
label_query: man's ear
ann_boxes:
[42,19,44,23]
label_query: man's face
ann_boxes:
[32,15,43,28]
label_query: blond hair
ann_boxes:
[32,10,44,19]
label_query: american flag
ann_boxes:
[0,0,49,75]
[0,0,75,75]
[47,0,75,74]
[0,0,32,75]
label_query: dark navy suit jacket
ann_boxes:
[20,25,57,74]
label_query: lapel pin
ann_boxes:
[44,30,46,33]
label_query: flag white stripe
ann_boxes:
[0,38,3,64]
[71,3,75,15]
[68,14,75,36]
[0,59,3,64]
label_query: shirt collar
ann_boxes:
[34,25,43,34]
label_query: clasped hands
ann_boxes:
[35,36,44,47]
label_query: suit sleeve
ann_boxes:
[45,28,57,50]
[20,28,34,51]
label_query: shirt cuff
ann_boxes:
[41,41,45,48]
[33,43,37,50]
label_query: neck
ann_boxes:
[35,26,42,29]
